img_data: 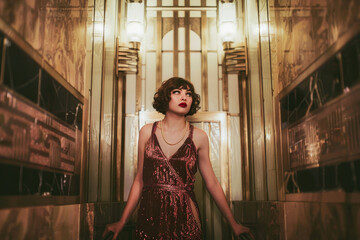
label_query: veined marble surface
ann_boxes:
[0,204,80,240]
[268,0,360,92]
[0,0,88,95]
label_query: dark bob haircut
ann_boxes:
[153,77,201,116]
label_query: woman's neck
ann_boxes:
[162,112,187,131]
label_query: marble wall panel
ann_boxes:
[233,200,360,240]
[0,204,80,240]
[233,201,284,240]
[269,0,360,92]
[0,0,88,95]
[285,202,360,240]
[80,202,135,240]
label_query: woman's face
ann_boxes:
[167,87,193,115]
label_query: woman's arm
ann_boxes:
[195,129,252,237]
[102,124,151,240]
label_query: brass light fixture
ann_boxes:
[117,1,145,75]
[219,1,247,75]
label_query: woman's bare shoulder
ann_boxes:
[192,126,209,148]
[139,123,154,141]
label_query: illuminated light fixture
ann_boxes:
[117,1,145,75]
[219,1,237,44]
[219,2,248,76]
[126,1,145,43]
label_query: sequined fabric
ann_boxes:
[136,122,202,240]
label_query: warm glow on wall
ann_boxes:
[219,2,237,43]
[126,2,145,43]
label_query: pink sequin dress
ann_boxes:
[136,121,202,239]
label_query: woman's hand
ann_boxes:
[232,222,255,239]
[102,221,125,240]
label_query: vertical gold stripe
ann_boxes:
[185,0,190,80]
[0,37,6,84]
[116,73,124,201]
[201,7,208,111]
[222,69,229,111]
[136,52,142,111]
[174,0,179,77]
[37,68,42,104]
[118,73,127,201]
[156,0,162,89]
[80,98,89,202]
[239,72,250,200]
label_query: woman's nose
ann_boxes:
[180,92,187,100]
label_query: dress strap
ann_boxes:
[151,121,159,136]
[189,123,194,139]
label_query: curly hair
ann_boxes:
[153,77,201,116]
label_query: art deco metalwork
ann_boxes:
[223,43,248,75]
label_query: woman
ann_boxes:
[103,77,253,239]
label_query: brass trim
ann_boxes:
[223,42,248,75]
[275,86,285,201]
[117,43,139,74]
[0,37,6,84]
[257,38,269,200]
[239,72,250,200]
[185,10,190,80]
[174,2,179,77]
[201,10,208,111]
[136,53,142,111]
[118,73,126,202]
[147,6,217,11]
[0,18,84,103]
[156,4,162,88]
[80,98,89,203]
[222,70,228,111]
[125,113,137,117]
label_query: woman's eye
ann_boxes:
[172,90,180,94]
[186,92,192,97]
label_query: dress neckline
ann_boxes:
[153,121,194,160]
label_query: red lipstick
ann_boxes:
[179,103,187,108]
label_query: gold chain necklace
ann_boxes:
[160,120,188,146]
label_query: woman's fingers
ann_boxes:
[102,226,109,238]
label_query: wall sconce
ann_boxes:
[219,1,248,76]
[219,1,237,46]
[126,1,145,45]
[117,1,145,75]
